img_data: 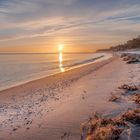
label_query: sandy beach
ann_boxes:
[0,54,140,140]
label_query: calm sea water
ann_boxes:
[0,53,111,91]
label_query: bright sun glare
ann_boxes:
[58,44,65,72]
[58,44,64,51]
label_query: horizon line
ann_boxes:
[0,52,96,55]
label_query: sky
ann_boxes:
[0,0,140,53]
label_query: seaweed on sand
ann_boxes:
[109,93,121,102]
[81,108,140,140]
[121,108,140,124]
[80,114,127,140]
[132,93,140,105]
[118,84,138,92]
[121,54,140,64]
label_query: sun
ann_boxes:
[58,44,64,51]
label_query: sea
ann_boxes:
[0,53,112,91]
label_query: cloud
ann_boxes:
[0,0,140,48]
[38,0,78,5]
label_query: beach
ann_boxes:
[0,53,140,140]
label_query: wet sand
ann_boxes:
[0,55,139,140]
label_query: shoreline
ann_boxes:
[0,53,112,92]
[0,54,113,96]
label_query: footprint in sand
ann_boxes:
[61,132,70,140]
[81,90,87,100]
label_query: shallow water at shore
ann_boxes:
[0,53,111,91]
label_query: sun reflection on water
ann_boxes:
[59,44,65,72]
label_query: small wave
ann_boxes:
[63,55,104,68]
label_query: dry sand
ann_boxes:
[0,55,139,140]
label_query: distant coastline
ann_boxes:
[97,36,140,52]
